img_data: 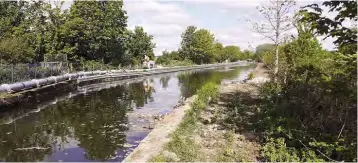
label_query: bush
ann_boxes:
[197,82,218,103]
[261,137,326,162]
[262,51,274,69]
[261,137,300,162]
[70,60,117,72]
[257,29,357,161]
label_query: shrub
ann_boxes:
[197,82,218,103]
[261,137,300,162]
[258,29,357,161]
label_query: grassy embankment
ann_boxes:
[150,82,219,161]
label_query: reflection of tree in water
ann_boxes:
[128,79,155,107]
[178,67,248,97]
[54,86,129,161]
[159,76,171,89]
[0,122,52,162]
[0,80,155,161]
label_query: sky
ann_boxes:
[63,0,340,56]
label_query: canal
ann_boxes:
[0,64,254,162]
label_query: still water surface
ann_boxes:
[0,65,254,162]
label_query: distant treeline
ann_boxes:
[156,26,256,66]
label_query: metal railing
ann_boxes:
[0,62,124,84]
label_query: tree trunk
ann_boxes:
[274,44,279,82]
[274,0,280,83]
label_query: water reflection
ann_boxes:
[159,76,170,89]
[178,66,249,97]
[0,65,254,162]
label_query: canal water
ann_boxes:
[0,64,254,162]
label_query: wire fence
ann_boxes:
[0,62,133,84]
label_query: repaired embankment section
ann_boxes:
[122,63,269,162]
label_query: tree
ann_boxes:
[0,1,51,62]
[300,1,357,54]
[98,0,128,64]
[26,1,54,62]
[188,29,216,64]
[255,43,275,61]
[0,37,34,63]
[43,2,69,55]
[60,1,128,63]
[212,42,225,62]
[0,1,29,39]
[0,1,35,63]
[223,45,241,62]
[155,50,177,65]
[179,26,248,64]
[253,0,296,81]
[126,26,156,65]
[241,49,255,60]
[179,26,197,60]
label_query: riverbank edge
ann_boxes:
[122,63,269,162]
[121,95,197,162]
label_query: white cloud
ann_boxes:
[124,0,183,14]
[124,0,196,56]
[213,27,271,51]
[184,0,263,9]
[124,0,336,56]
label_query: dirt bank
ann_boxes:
[185,63,270,161]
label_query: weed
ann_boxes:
[248,72,254,80]
[149,154,167,162]
[0,92,21,98]
[223,130,235,143]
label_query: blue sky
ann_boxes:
[63,0,339,56]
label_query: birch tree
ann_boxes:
[253,0,296,82]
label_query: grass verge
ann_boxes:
[0,92,21,98]
[150,82,218,162]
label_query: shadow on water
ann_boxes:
[0,65,255,162]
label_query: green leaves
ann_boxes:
[63,1,128,64]
[261,137,300,162]
[300,1,357,54]
[222,46,239,62]
[188,29,216,64]
[0,37,34,63]
[258,2,357,161]
[125,26,155,65]
[0,1,131,65]
[177,26,254,64]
